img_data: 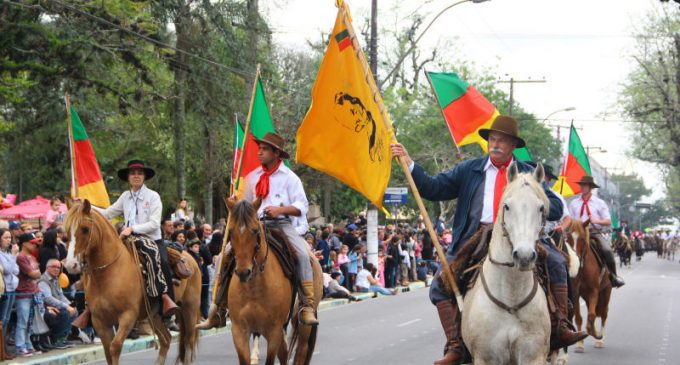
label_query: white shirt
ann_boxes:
[355,268,371,289]
[481,158,514,223]
[293,215,309,236]
[244,163,309,219]
[544,191,569,233]
[568,193,610,231]
[94,184,162,240]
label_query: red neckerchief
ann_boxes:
[492,157,512,222]
[255,159,283,199]
[580,193,592,218]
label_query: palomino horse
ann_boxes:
[662,237,677,261]
[462,163,551,365]
[226,198,322,365]
[564,219,612,352]
[64,200,202,365]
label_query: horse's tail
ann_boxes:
[176,304,198,364]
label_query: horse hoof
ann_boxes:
[250,359,259,365]
[595,340,605,348]
[575,344,585,353]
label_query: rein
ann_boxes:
[78,217,124,274]
[480,265,539,315]
[252,221,270,274]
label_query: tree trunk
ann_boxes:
[173,21,188,201]
[323,176,332,219]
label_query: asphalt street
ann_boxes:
[89,254,680,364]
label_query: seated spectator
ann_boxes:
[38,259,77,349]
[417,261,429,283]
[325,272,360,301]
[355,263,397,296]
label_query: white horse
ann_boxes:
[462,163,551,365]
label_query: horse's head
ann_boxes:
[565,218,590,256]
[63,199,99,274]
[226,197,263,283]
[498,162,549,271]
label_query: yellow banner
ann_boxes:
[295,2,392,209]
[552,176,575,198]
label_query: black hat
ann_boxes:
[478,115,526,148]
[117,160,155,181]
[18,232,40,245]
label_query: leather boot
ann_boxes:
[300,281,319,326]
[72,307,90,329]
[196,304,228,330]
[161,293,180,318]
[551,283,588,347]
[433,300,464,365]
[600,242,625,288]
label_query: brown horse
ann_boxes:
[564,219,612,352]
[226,198,322,365]
[63,200,202,365]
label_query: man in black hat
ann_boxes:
[199,132,320,329]
[391,115,586,365]
[568,175,625,287]
[94,160,179,317]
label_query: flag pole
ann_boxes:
[210,65,262,307]
[338,1,464,310]
[64,93,78,199]
[424,69,464,161]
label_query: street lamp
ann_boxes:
[378,0,491,89]
[540,106,576,124]
[585,146,607,155]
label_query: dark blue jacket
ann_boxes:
[411,157,563,256]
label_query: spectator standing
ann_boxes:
[174,199,191,222]
[38,229,62,273]
[9,220,22,245]
[315,230,331,273]
[342,224,359,252]
[328,226,342,253]
[15,233,42,357]
[384,237,400,288]
[0,228,19,360]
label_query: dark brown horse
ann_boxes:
[564,219,612,352]
[64,200,202,365]
[226,198,322,365]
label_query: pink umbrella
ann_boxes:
[0,196,67,220]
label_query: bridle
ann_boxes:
[232,220,270,276]
[482,199,547,315]
[71,216,123,274]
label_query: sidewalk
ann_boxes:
[9,280,431,365]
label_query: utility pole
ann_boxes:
[366,0,379,267]
[497,77,546,116]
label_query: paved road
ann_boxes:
[90,254,680,364]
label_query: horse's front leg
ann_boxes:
[232,324,252,365]
[109,311,137,365]
[574,294,585,353]
[149,313,172,365]
[92,316,115,365]
[264,327,287,365]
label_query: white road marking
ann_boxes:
[397,318,421,327]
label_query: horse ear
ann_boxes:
[534,163,545,183]
[65,197,74,209]
[253,197,262,211]
[507,161,519,182]
[82,199,91,214]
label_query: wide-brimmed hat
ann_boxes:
[254,132,290,159]
[575,175,599,188]
[478,115,526,148]
[117,160,155,181]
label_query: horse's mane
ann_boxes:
[230,200,260,230]
[64,202,118,239]
[501,173,550,212]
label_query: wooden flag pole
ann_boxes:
[64,93,78,200]
[424,69,464,161]
[338,1,464,310]
[210,64,262,305]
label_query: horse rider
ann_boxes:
[198,132,318,329]
[567,176,625,288]
[391,115,587,365]
[92,160,180,317]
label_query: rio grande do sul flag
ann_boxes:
[552,123,591,197]
[68,105,110,208]
[295,0,391,210]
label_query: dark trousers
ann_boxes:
[44,307,77,339]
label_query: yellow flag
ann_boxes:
[296,1,392,209]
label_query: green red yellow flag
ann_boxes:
[552,124,591,197]
[68,105,110,208]
[296,0,392,210]
[513,147,533,162]
[426,71,499,152]
[231,75,278,197]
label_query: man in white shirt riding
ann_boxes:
[568,175,625,288]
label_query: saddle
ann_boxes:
[166,242,193,279]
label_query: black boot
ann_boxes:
[40,334,55,350]
[31,335,48,353]
[602,249,625,288]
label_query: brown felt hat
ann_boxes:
[478,115,526,148]
[575,175,600,189]
[255,132,290,159]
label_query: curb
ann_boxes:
[10,279,430,365]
